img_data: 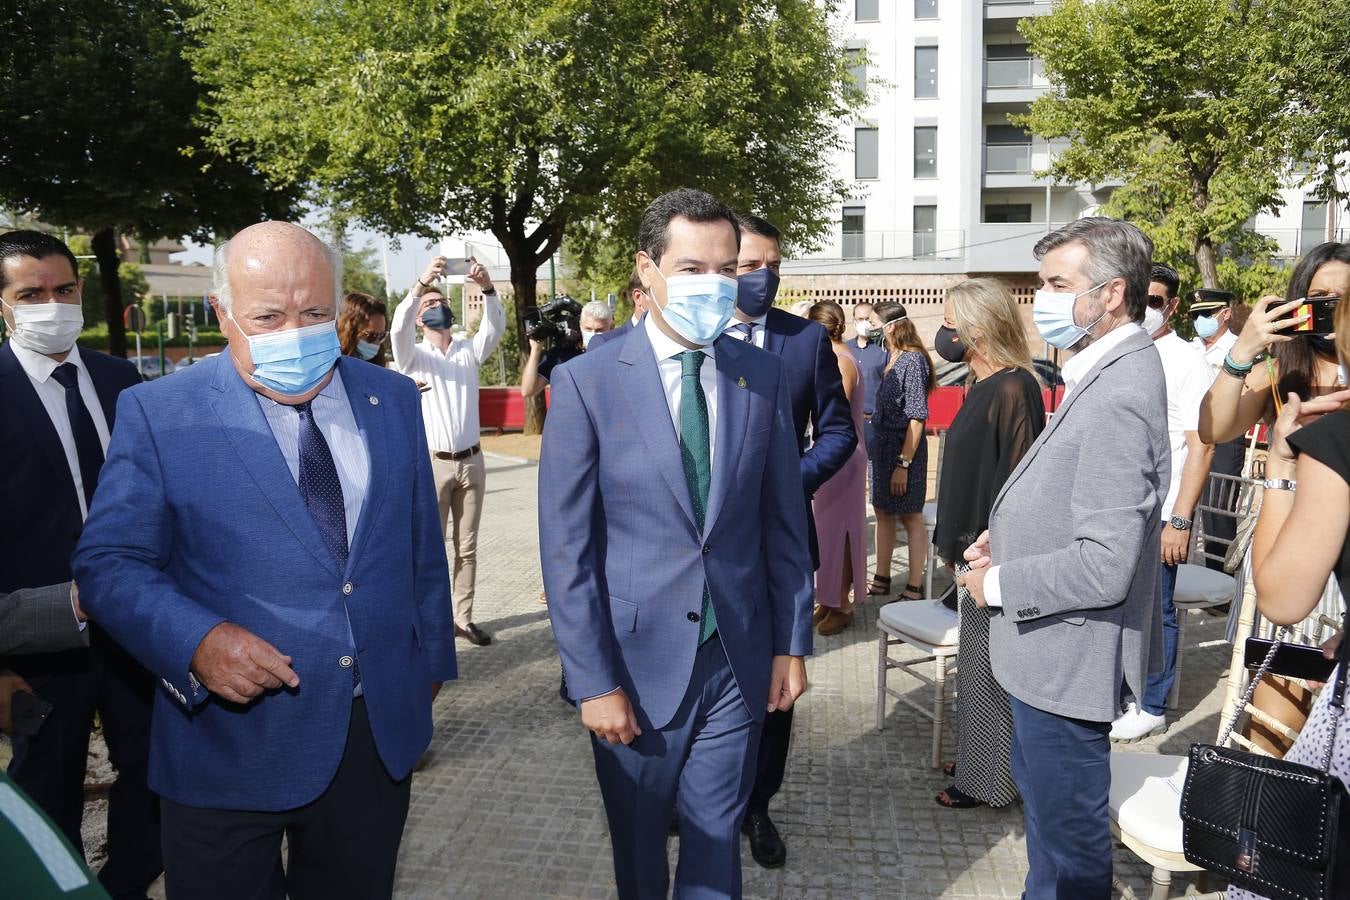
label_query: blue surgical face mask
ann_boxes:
[649,267,738,346]
[1032,281,1110,350]
[229,315,341,396]
[736,267,780,319]
[355,339,381,360]
[1192,314,1220,339]
[420,303,454,331]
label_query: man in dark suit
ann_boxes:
[725,214,856,867]
[0,230,161,899]
[73,222,456,900]
[540,189,815,899]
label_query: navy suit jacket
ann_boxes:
[587,317,636,351]
[73,354,456,811]
[0,341,140,597]
[538,324,814,730]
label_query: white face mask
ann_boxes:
[2,299,85,355]
[1142,305,1167,336]
[581,328,599,349]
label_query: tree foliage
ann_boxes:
[0,0,301,356]
[186,0,864,429]
[1015,0,1349,288]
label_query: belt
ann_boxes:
[433,444,481,461]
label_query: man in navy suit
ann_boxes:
[0,230,161,899]
[539,189,815,899]
[725,214,856,868]
[73,222,456,900]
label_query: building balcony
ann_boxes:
[1252,227,1350,258]
[782,230,968,274]
[984,58,1050,107]
[982,142,1066,188]
[984,0,1053,31]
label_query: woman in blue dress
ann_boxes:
[868,302,935,600]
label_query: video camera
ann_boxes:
[524,295,584,349]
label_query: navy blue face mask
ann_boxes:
[421,303,455,331]
[736,267,780,319]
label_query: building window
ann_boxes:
[915,0,938,19]
[855,126,879,180]
[1301,201,1327,254]
[985,203,1033,223]
[914,46,938,98]
[847,42,867,94]
[913,126,937,178]
[985,124,1031,173]
[856,0,880,22]
[843,207,866,259]
[913,205,937,257]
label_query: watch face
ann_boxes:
[1170,516,1191,530]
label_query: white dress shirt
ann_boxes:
[11,342,112,521]
[723,313,768,349]
[254,367,368,546]
[646,315,719,466]
[984,322,1144,608]
[390,291,505,453]
[1155,332,1215,519]
[1193,329,1237,371]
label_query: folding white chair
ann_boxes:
[875,599,959,769]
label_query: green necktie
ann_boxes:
[678,350,716,644]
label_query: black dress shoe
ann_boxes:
[455,623,492,646]
[741,810,786,868]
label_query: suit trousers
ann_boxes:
[430,451,486,626]
[747,708,792,814]
[7,631,161,899]
[159,698,410,900]
[1009,696,1112,900]
[591,636,762,900]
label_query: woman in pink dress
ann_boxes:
[807,301,869,635]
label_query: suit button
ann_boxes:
[339,655,354,668]
[342,582,354,596]
[687,612,700,623]
[702,545,711,555]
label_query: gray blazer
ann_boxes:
[0,582,89,656]
[988,328,1168,723]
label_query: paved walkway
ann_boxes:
[43,453,1233,898]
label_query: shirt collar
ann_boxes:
[256,365,347,416]
[1062,322,1142,394]
[10,340,83,385]
[644,314,714,361]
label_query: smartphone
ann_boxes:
[10,690,53,737]
[1244,637,1338,682]
[1283,295,1339,336]
[440,258,473,278]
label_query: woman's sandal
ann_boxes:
[942,761,957,778]
[899,582,924,601]
[867,574,892,596]
[935,784,984,809]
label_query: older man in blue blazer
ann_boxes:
[73,222,456,900]
[540,188,815,900]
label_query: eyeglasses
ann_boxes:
[359,331,388,343]
[1146,294,1170,310]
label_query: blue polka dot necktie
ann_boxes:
[50,363,104,511]
[677,351,716,645]
[294,400,348,570]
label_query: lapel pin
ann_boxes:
[736,376,747,389]
[369,395,380,406]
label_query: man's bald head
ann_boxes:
[212,222,342,313]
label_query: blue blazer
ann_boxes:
[72,355,456,811]
[586,317,636,351]
[538,324,814,731]
[0,342,139,595]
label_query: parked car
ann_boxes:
[127,355,176,379]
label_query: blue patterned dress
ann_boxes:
[868,351,931,514]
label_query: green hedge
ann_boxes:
[75,323,227,351]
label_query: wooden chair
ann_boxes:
[875,599,959,769]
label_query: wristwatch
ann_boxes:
[1262,478,1297,492]
[1169,515,1192,531]
[897,455,912,469]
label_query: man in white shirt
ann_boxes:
[1188,289,1246,568]
[391,256,505,646]
[1111,264,1215,741]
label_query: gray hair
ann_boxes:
[211,235,344,313]
[580,300,614,325]
[1033,216,1152,323]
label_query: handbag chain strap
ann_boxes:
[1217,627,1289,748]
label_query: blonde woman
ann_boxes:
[932,278,1045,809]
[868,302,934,600]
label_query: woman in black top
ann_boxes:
[932,278,1046,810]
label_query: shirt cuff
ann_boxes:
[581,686,621,703]
[984,566,1003,608]
[70,583,87,632]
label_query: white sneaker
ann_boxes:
[1110,706,1167,742]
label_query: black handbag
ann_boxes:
[1180,624,1350,900]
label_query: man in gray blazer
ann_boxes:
[961,217,1168,899]
[1,583,89,735]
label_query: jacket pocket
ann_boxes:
[609,596,638,633]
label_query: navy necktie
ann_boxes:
[294,400,348,570]
[732,322,757,344]
[50,363,104,510]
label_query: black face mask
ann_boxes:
[1308,334,1337,357]
[934,325,967,363]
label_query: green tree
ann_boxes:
[0,0,300,357]
[65,236,149,328]
[1014,0,1346,288]
[186,0,863,431]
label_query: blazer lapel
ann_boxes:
[339,359,388,573]
[617,324,699,532]
[0,343,78,496]
[207,357,340,578]
[763,321,787,356]
[704,337,750,532]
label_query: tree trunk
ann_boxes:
[91,227,128,357]
[1194,236,1220,289]
[506,252,546,435]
